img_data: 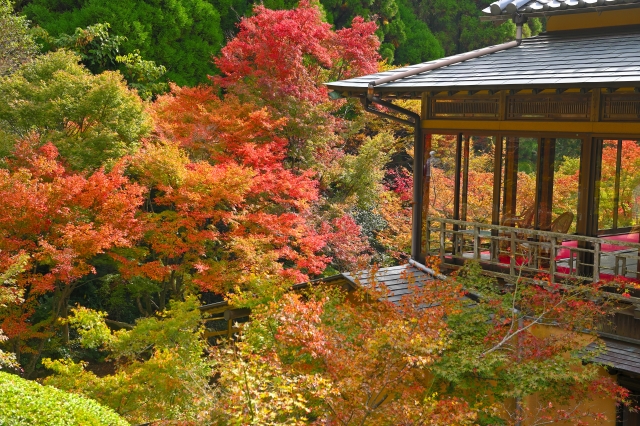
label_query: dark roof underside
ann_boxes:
[326,26,640,95]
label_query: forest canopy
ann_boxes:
[0,1,625,425]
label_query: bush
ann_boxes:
[0,371,129,426]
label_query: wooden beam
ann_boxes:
[224,308,251,321]
[420,119,640,136]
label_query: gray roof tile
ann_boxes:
[584,338,640,375]
[483,0,640,20]
[325,27,640,95]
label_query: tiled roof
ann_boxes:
[584,337,640,375]
[482,0,640,20]
[342,264,435,304]
[325,26,640,95]
[311,264,436,305]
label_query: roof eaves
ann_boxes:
[480,1,640,21]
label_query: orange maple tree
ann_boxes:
[0,138,144,374]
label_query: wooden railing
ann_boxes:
[199,301,250,340]
[426,217,640,286]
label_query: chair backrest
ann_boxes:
[551,212,574,234]
[519,205,535,229]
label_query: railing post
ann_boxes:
[426,218,431,255]
[473,225,480,260]
[550,238,556,284]
[439,220,445,263]
[510,230,516,278]
[593,242,600,282]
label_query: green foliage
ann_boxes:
[331,131,394,208]
[44,23,125,73]
[35,22,168,99]
[67,306,112,350]
[115,50,167,100]
[0,371,129,426]
[0,50,151,169]
[44,297,214,424]
[394,0,444,64]
[319,0,417,64]
[0,254,28,370]
[0,0,38,76]
[23,0,223,86]
[406,0,543,56]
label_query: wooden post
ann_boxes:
[576,137,601,277]
[613,139,622,229]
[461,135,470,222]
[422,133,432,261]
[535,138,555,232]
[503,137,519,224]
[491,135,504,261]
[453,133,463,256]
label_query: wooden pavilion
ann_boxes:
[327,1,640,423]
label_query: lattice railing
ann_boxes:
[601,94,640,121]
[506,94,591,120]
[430,97,500,118]
[425,217,640,292]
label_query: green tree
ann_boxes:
[319,0,406,63]
[406,0,542,56]
[394,0,444,64]
[0,0,38,76]
[0,50,151,170]
[22,0,223,86]
[43,298,214,424]
[36,22,169,99]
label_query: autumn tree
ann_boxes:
[0,140,144,375]
[0,50,151,170]
[109,85,342,314]
[208,262,630,425]
[214,1,380,167]
[0,0,38,76]
[43,297,212,424]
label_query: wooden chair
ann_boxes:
[537,212,574,264]
[501,205,535,229]
[499,206,535,253]
[550,211,574,234]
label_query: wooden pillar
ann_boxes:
[461,135,470,222]
[453,133,463,223]
[412,122,425,263]
[492,135,504,226]
[453,133,463,257]
[576,137,601,277]
[421,133,432,262]
[491,135,504,260]
[613,139,623,229]
[503,137,519,224]
[535,138,556,231]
